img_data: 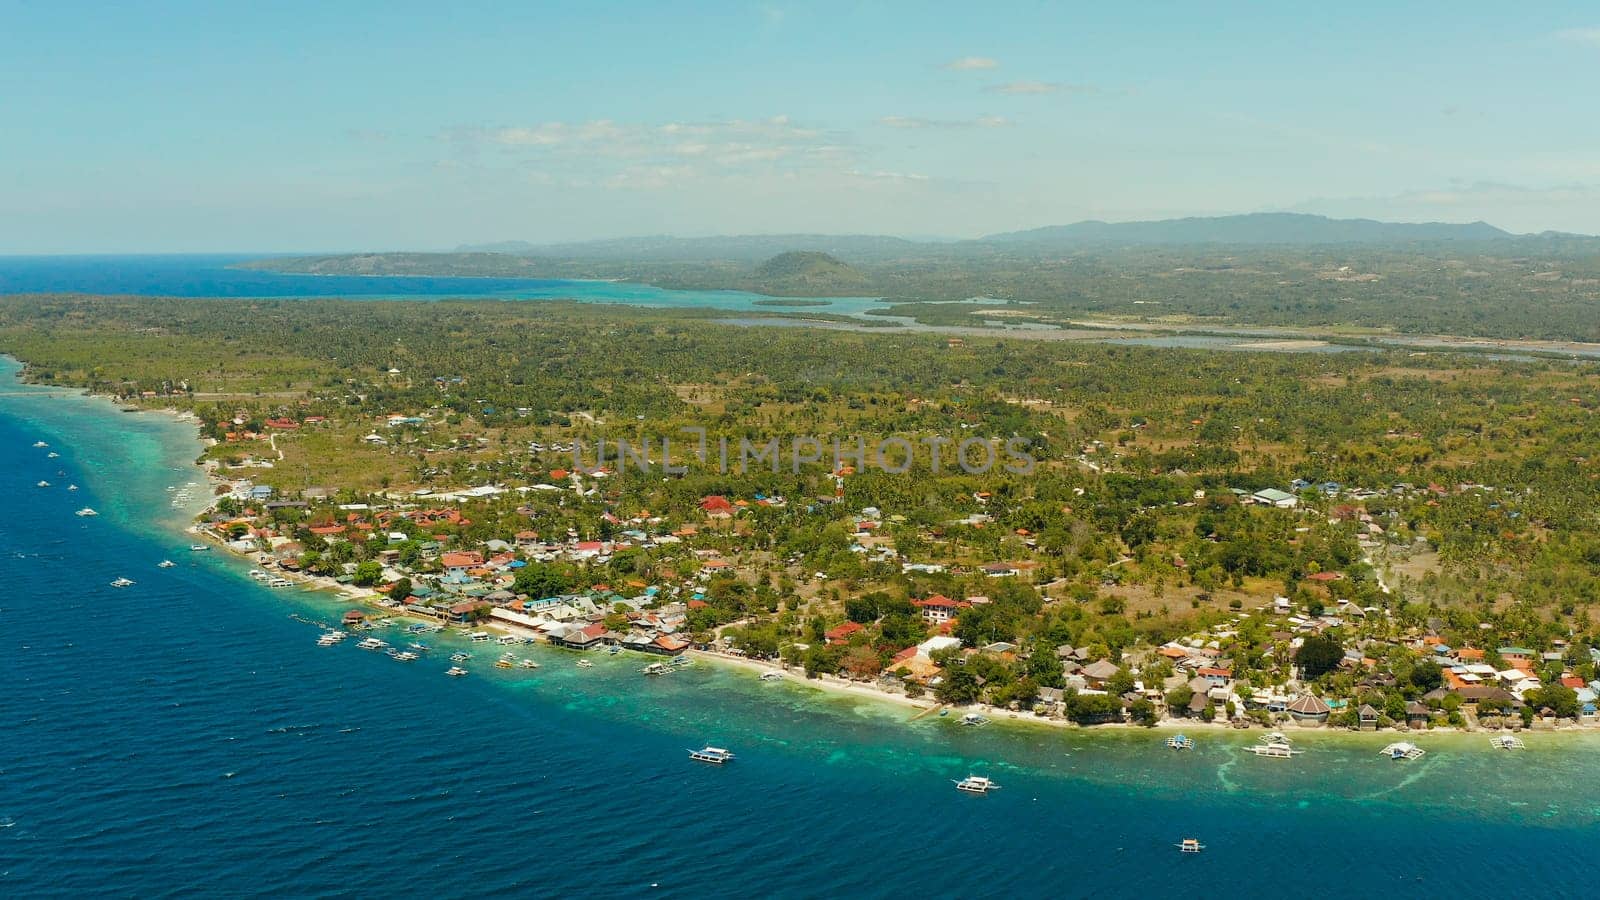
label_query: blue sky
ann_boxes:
[4,1,1600,252]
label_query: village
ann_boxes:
[193,407,1600,737]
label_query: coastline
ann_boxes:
[10,353,1599,749]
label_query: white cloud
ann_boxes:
[987,81,1057,95]
[877,114,1011,129]
[847,169,931,183]
[441,116,856,190]
[943,56,999,71]
[985,81,1097,95]
[1555,27,1600,46]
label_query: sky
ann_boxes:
[4,1,1600,252]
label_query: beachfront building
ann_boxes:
[1287,693,1331,724]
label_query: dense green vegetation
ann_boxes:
[247,224,1600,341]
[5,293,1600,715]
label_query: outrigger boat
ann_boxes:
[759,671,784,682]
[518,658,539,669]
[954,775,998,794]
[958,713,990,727]
[642,662,672,676]
[1489,734,1526,750]
[1248,733,1301,758]
[1166,734,1194,750]
[157,560,176,568]
[75,508,98,517]
[1177,838,1205,853]
[576,659,594,668]
[688,746,734,764]
[446,666,469,677]
[109,577,135,588]
[1380,741,1426,761]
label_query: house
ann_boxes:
[699,495,735,519]
[825,622,865,645]
[447,600,488,623]
[1357,703,1381,730]
[913,595,970,624]
[441,551,484,579]
[1252,487,1298,508]
[981,562,1022,578]
[1197,666,1233,687]
[1404,700,1430,728]
[1081,659,1122,687]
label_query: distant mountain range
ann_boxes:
[979,212,1516,245]
[453,213,1542,261]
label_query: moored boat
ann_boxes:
[518,658,539,669]
[1178,838,1205,853]
[446,666,469,677]
[958,713,990,727]
[75,507,98,517]
[954,774,998,794]
[1166,734,1194,750]
[689,746,734,764]
[576,659,594,668]
[157,560,176,568]
[1380,741,1426,761]
[1490,734,1526,750]
[109,577,135,588]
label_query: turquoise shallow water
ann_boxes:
[0,254,890,316]
[1,356,1598,896]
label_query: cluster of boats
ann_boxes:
[165,482,200,510]
[248,569,294,588]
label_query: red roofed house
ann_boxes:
[913,595,971,624]
[700,495,735,519]
[441,551,484,577]
[825,621,865,645]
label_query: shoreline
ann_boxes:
[10,355,1600,749]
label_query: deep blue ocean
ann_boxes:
[2,264,1599,896]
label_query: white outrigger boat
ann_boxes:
[356,637,389,651]
[189,544,208,552]
[759,671,784,682]
[446,666,469,677]
[642,661,672,676]
[954,774,998,794]
[1380,741,1426,761]
[689,746,735,764]
[1166,734,1194,750]
[518,658,540,669]
[450,652,471,662]
[32,441,48,448]
[109,577,135,588]
[1489,734,1526,750]
[576,659,594,668]
[36,481,50,488]
[1248,733,1302,758]
[157,560,176,568]
[1177,838,1205,853]
[75,508,98,517]
[958,713,990,727]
